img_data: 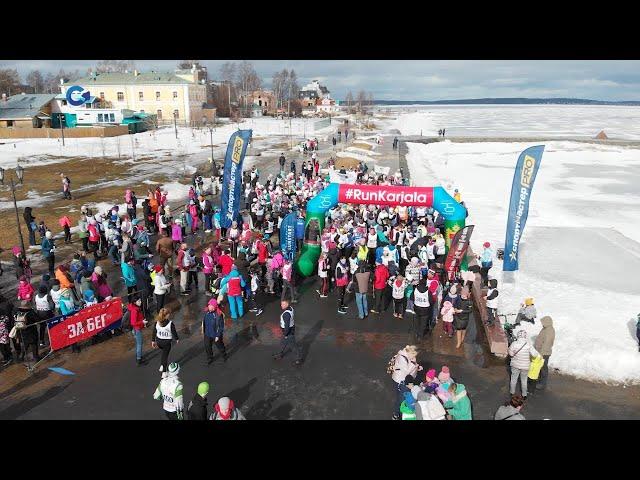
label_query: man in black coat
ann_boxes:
[16,301,40,363]
[188,382,210,420]
[278,153,286,173]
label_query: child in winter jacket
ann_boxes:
[391,275,407,318]
[443,383,472,420]
[59,216,72,243]
[484,279,499,326]
[17,276,35,302]
[440,301,454,337]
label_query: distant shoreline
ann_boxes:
[367,98,640,106]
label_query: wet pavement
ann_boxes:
[2,119,640,419]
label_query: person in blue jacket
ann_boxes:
[121,258,138,303]
[202,298,227,365]
[41,231,55,276]
[295,216,306,251]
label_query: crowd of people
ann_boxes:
[0,130,564,420]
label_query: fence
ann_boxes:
[0,125,130,139]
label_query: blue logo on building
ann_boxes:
[66,85,91,107]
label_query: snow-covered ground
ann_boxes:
[0,125,242,169]
[238,117,334,137]
[406,139,640,384]
[392,105,640,140]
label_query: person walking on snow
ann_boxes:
[153,362,184,420]
[60,173,72,200]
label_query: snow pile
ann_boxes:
[346,146,380,156]
[394,105,640,140]
[406,139,640,384]
[336,151,374,163]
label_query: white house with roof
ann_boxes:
[50,94,133,127]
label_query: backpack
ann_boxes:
[386,354,398,375]
[121,308,131,332]
[65,176,71,185]
[14,311,28,330]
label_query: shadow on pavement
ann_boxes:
[0,382,72,420]
[224,377,257,408]
[0,361,68,398]
[245,393,293,420]
[300,319,324,360]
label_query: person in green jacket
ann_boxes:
[443,383,472,420]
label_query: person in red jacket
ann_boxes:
[218,249,234,277]
[128,297,148,365]
[257,236,269,277]
[371,261,389,314]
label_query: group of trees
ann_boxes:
[344,90,375,114]
[271,69,302,115]
[0,67,81,96]
[213,61,262,117]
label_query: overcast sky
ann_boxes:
[2,60,640,101]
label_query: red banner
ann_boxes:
[444,225,474,281]
[48,298,123,351]
[338,184,434,207]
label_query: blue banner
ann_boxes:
[503,145,545,271]
[280,212,298,261]
[220,129,252,228]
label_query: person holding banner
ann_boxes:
[152,308,179,373]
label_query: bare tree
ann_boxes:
[178,60,201,69]
[271,70,286,111]
[236,61,261,117]
[26,70,45,94]
[345,91,354,114]
[356,90,367,113]
[95,60,136,73]
[219,62,237,117]
[286,70,299,103]
[0,68,21,96]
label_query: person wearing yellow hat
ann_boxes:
[516,298,537,325]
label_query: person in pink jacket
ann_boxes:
[59,215,72,244]
[202,246,215,296]
[17,276,35,301]
[171,220,183,250]
[240,223,252,244]
[440,300,455,337]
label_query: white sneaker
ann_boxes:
[158,365,163,372]
[405,308,415,314]
[205,230,212,233]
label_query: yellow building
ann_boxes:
[61,69,208,125]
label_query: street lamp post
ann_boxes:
[58,113,65,147]
[173,111,178,139]
[202,117,219,177]
[0,165,27,255]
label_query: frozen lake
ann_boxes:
[390,105,640,140]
